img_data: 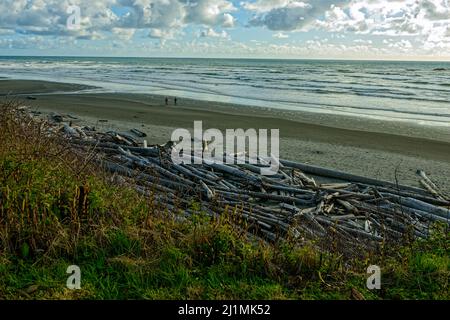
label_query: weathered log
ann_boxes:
[420,179,442,200]
[392,196,450,221]
[262,183,315,197]
[200,181,215,200]
[172,163,218,185]
[281,159,428,195]
[130,128,147,138]
[417,170,441,194]
[367,185,450,206]
[206,162,262,187]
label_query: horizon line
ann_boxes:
[1,54,450,63]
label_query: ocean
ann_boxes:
[1,56,450,125]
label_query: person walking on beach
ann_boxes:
[174,97,177,106]
[165,97,169,105]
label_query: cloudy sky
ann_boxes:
[1,0,450,60]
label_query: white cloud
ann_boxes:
[2,0,450,58]
[244,0,450,39]
[0,0,236,40]
[353,39,372,44]
[112,27,135,40]
[273,32,289,38]
[243,0,450,55]
[241,0,307,13]
[0,0,118,39]
[199,28,230,38]
[246,0,348,31]
[183,0,236,27]
[318,0,450,39]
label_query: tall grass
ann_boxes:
[0,101,448,300]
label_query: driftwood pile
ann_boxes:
[33,110,450,253]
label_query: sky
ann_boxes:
[0,0,450,60]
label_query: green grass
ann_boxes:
[0,102,448,300]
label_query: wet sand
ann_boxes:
[2,79,450,192]
[0,79,95,95]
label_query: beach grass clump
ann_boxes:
[0,101,448,300]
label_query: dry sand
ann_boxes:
[2,79,450,192]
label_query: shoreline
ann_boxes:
[2,79,450,192]
[2,77,450,133]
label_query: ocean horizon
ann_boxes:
[1,56,450,126]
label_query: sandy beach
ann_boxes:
[2,79,450,192]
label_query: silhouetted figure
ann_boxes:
[174,97,177,105]
[165,97,168,105]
